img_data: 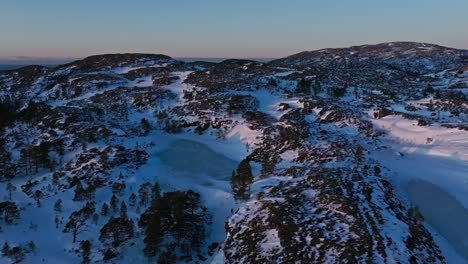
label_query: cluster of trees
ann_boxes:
[0,100,58,180]
[73,181,96,202]
[96,182,162,260]
[0,98,48,128]
[0,97,20,129]
[230,159,254,201]
[295,77,351,99]
[154,109,181,134]
[133,143,148,166]
[296,78,322,96]
[1,241,36,264]
[99,216,134,248]
[0,139,15,181]
[138,188,210,262]
[296,77,312,95]
[331,86,348,99]
[0,201,20,224]
[101,195,128,218]
[18,139,65,176]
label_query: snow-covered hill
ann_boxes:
[0,42,467,263]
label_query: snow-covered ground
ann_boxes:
[369,113,468,262]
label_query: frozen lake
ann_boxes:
[407,180,468,260]
[157,139,238,180]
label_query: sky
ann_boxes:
[1,0,468,62]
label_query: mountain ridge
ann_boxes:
[0,40,467,263]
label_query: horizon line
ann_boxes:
[1,40,467,65]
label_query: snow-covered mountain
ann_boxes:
[0,42,467,263]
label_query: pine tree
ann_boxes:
[112,181,126,196]
[6,182,16,200]
[313,79,322,95]
[101,203,109,216]
[151,182,161,201]
[80,240,91,264]
[92,213,99,225]
[138,182,152,206]
[120,201,127,219]
[141,118,151,135]
[26,241,36,254]
[296,77,311,95]
[128,193,137,207]
[63,202,95,243]
[33,190,43,207]
[230,170,245,201]
[237,159,253,185]
[73,181,85,201]
[355,145,364,165]
[135,142,142,164]
[231,159,254,200]
[1,242,10,257]
[54,199,63,214]
[110,194,119,213]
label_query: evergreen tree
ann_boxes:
[101,203,109,216]
[230,159,254,201]
[79,240,91,264]
[33,190,43,207]
[355,145,365,165]
[141,118,151,135]
[120,201,127,219]
[128,193,137,207]
[138,182,152,206]
[110,194,119,213]
[313,79,322,95]
[73,182,85,201]
[1,242,10,257]
[63,202,95,243]
[26,241,36,254]
[74,182,96,201]
[230,170,246,201]
[296,77,311,95]
[135,142,142,164]
[6,182,16,200]
[92,213,99,225]
[1,243,26,263]
[112,182,126,196]
[54,199,63,214]
[237,159,253,184]
[151,182,161,201]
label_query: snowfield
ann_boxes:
[370,113,468,262]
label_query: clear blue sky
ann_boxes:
[1,0,468,60]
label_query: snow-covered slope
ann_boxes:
[0,42,467,263]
